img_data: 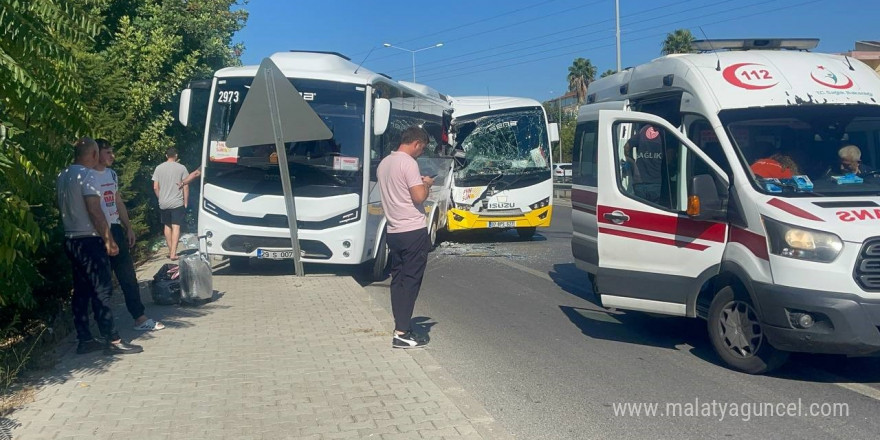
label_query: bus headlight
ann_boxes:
[763,217,843,263]
[529,198,550,210]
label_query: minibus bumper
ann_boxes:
[446,206,552,231]
[754,283,880,356]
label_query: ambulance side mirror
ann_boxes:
[688,174,727,221]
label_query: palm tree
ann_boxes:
[567,57,596,105]
[661,29,696,55]
[600,69,616,78]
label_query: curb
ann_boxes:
[360,280,513,440]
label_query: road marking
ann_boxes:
[801,366,880,402]
[492,257,554,283]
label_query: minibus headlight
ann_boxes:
[763,217,843,263]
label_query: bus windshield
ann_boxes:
[452,106,550,186]
[205,77,366,197]
[720,105,880,197]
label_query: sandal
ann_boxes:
[133,318,165,331]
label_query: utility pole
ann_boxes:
[558,97,562,162]
[615,0,621,72]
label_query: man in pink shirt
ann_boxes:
[377,126,435,349]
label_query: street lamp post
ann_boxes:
[382,42,444,82]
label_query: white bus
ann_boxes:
[446,96,559,239]
[178,51,451,279]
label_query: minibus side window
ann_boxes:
[573,121,599,186]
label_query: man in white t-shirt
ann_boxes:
[377,126,435,349]
[94,139,165,331]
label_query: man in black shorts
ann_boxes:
[152,148,189,260]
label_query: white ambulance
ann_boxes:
[570,39,880,373]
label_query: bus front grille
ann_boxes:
[221,235,333,260]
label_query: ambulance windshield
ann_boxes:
[720,105,880,197]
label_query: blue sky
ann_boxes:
[234,0,879,102]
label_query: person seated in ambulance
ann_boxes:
[749,142,801,179]
[626,124,665,203]
[750,154,801,179]
[823,144,875,178]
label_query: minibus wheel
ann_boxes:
[367,233,390,282]
[708,286,789,374]
[429,218,438,248]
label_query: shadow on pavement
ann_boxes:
[20,282,229,389]
[559,305,719,360]
[549,262,600,306]
[411,316,437,343]
[0,416,19,440]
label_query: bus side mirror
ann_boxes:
[548,122,560,143]
[178,88,192,127]
[373,98,391,136]
[688,174,727,221]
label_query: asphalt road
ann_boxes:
[362,203,880,440]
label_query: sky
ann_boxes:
[233,0,880,102]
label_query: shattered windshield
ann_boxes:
[721,105,880,197]
[452,107,550,185]
[205,77,365,197]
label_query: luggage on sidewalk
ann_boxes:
[178,238,214,304]
[151,263,181,305]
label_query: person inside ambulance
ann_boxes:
[749,142,801,179]
[823,144,874,178]
[626,124,665,203]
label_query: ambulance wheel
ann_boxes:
[366,233,390,282]
[228,256,249,271]
[517,227,536,240]
[707,286,789,374]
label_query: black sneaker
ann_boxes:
[105,339,144,355]
[76,339,105,354]
[392,331,427,349]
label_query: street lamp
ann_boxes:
[382,42,444,83]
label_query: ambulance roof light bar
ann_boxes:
[692,39,819,52]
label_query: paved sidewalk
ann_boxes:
[6,258,508,440]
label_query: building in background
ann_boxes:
[543,91,579,122]
[842,41,880,73]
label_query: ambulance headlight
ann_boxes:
[763,217,843,263]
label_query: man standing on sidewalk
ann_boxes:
[377,126,434,349]
[94,139,165,332]
[57,137,143,355]
[151,147,189,260]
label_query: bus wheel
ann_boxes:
[228,256,249,272]
[367,233,390,282]
[517,227,536,240]
[429,219,438,248]
[707,286,788,374]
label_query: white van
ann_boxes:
[571,39,880,373]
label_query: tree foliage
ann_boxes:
[567,57,596,105]
[600,69,616,78]
[0,0,247,321]
[661,29,696,55]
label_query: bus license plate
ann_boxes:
[257,249,295,259]
[488,221,516,228]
